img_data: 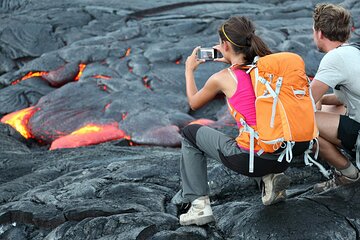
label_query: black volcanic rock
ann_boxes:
[0,140,359,239]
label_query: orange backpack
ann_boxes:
[227,52,320,174]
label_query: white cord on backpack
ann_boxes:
[304,139,331,179]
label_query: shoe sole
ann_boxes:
[263,174,291,206]
[180,215,215,226]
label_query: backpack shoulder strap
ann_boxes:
[350,42,360,51]
[340,42,360,51]
[227,67,238,84]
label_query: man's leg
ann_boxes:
[316,111,348,169]
[314,111,359,192]
[320,104,346,115]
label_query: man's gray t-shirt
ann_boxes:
[314,44,360,123]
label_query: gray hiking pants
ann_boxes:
[172,124,309,204]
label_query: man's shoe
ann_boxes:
[179,196,215,226]
[262,173,291,206]
[313,171,360,193]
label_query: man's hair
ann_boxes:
[313,3,352,42]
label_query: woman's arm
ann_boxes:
[185,47,222,110]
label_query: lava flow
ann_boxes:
[1,107,38,139]
[50,122,131,150]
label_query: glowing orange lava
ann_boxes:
[11,71,48,85]
[93,75,111,79]
[125,48,131,57]
[70,124,102,135]
[21,72,48,80]
[142,76,151,89]
[1,107,37,139]
[50,122,131,150]
[121,112,128,120]
[75,64,86,81]
[121,48,131,59]
[103,103,111,111]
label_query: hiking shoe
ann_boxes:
[313,171,360,193]
[177,202,191,215]
[179,196,215,226]
[261,173,291,206]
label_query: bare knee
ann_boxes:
[315,111,341,146]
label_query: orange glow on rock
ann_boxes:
[121,48,131,59]
[1,107,37,139]
[121,112,128,120]
[142,76,151,89]
[70,124,102,135]
[11,71,48,85]
[188,118,215,126]
[125,48,131,57]
[93,75,111,79]
[50,122,130,150]
[75,64,86,81]
[21,71,48,80]
[175,59,181,64]
[103,103,111,111]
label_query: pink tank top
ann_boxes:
[227,68,256,127]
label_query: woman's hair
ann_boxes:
[313,3,351,42]
[218,16,272,64]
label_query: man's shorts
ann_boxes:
[338,115,360,157]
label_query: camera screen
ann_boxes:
[198,48,216,60]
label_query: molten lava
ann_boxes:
[142,76,151,89]
[50,122,130,150]
[70,124,102,135]
[75,64,86,81]
[121,112,128,120]
[1,107,38,139]
[93,75,111,79]
[121,48,131,59]
[11,71,48,85]
[125,48,131,57]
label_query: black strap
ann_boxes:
[347,42,360,50]
[338,42,360,50]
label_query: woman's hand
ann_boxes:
[213,44,230,64]
[185,46,205,72]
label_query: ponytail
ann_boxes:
[218,16,272,64]
[249,35,272,58]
